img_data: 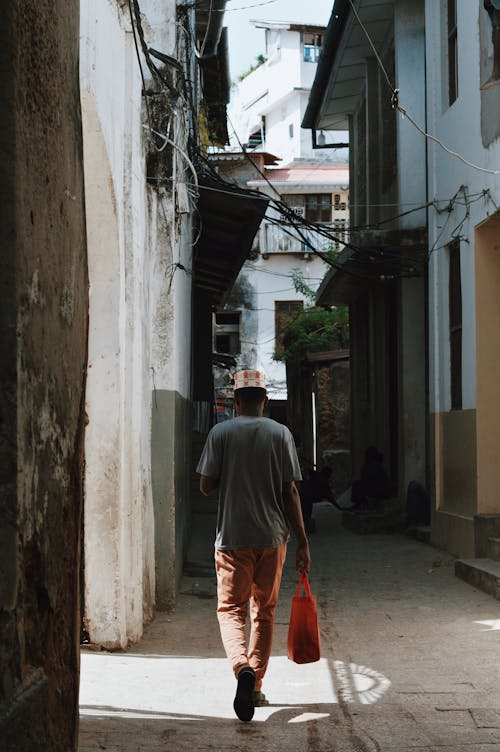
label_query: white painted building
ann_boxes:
[230,21,335,164]
[424,0,500,559]
[79,0,236,648]
[214,21,349,409]
[303,0,500,566]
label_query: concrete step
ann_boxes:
[455,558,500,600]
[487,537,500,561]
[406,525,431,544]
[342,507,405,535]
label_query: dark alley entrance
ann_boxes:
[79,504,500,751]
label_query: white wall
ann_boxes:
[226,25,348,399]
[229,26,337,163]
[81,0,191,647]
[425,0,500,415]
[239,253,328,394]
[395,1,427,227]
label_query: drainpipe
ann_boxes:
[198,1,227,59]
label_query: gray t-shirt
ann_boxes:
[197,416,302,550]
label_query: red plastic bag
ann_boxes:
[287,572,321,664]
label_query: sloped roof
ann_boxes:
[303,0,395,131]
[248,164,349,188]
[194,176,269,305]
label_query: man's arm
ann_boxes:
[282,480,311,573]
[200,474,219,496]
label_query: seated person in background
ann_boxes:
[351,446,392,510]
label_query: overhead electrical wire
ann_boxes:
[346,0,500,176]
[130,0,498,297]
[182,0,279,10]
[219,118,427,278]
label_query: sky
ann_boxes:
[223,0,334,81]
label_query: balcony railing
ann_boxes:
[261,221,340,256]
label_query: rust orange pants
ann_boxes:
[215,544,287,692]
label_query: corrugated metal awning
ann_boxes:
[193,176,269,305]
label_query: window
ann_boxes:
[275,301,303,356]
[333,193,347,211]
[447,0,458,105]
[303,32,322,63]
[481,1,500,90]
[215,312,241,355]
[333,219,347,252]
[448,241,462,409]
[289,123,294,139]
[305,194,332,223]
[248,117,265,148]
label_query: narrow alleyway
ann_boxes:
[79,505,500,752]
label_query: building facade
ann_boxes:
[425,0,500,559]
[304,0,500,571]
[304,0,428,506]
[80,0,201,648]
[214,21,349,411]
[1,0,270,746]
[0,3,88,750]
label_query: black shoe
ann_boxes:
[233,667,256,722]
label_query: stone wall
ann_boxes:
[315,359,351,495]
[0,2,88,749]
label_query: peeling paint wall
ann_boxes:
[0,1,88,749]
[149,187,193,609]
[81,0,193,644]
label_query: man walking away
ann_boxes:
[197,369,310,722]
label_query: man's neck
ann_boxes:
[238,408,264,418]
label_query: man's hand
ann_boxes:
[296,537,311,573]
[282,480,311,573]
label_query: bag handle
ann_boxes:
[295,571,312,598]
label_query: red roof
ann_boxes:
[249,165,349,186]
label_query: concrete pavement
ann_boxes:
[79,503,500,751]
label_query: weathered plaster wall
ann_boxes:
[0,2,88,749]
[81,0,187,645]
[81,0,155,649]
[149,188,193,608]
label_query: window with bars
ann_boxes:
[448,240,462,409]
[215,312,241,355]
[303,32,322,62]
[274,300,304,356]
[447,0,458,105]
[305,194,332,223]
[333,219,347,252]
[333,193,347,211]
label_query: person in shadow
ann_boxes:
[351,446,392,512]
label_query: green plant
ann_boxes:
[238,54,266,81]
[273,306,349,362]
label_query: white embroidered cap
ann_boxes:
[233,369,267,391]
